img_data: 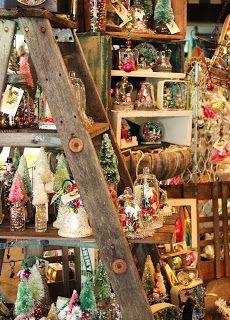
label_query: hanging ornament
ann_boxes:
[119,34,138,72]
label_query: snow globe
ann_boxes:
[130,0,148,32]
[140,121,163,144]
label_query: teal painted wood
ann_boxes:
[78,33,112,112]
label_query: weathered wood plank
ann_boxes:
[0,123,109,147]
[62,246,70,297]
[0,19,16,100]
[0,8,77,28]
[212,182,221,279]
[221,181,230,277]
[0,1,71,14]
[19,17,152,320]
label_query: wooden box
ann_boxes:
[0,0,71,13]
[157,80,187,110]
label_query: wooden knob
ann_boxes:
[112,259,127,274]
[69,138,84,153]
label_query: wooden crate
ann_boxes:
[78,0,187,40]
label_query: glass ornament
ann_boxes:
[113,77,134,110]
[152,47,172,72]
[134,81,156,110]
[216,159,230,181]
[119,47,138,72]
[35,204,47,232]
[130,1,148,32]
[69,71,94,129]
[140,121,163,144]
[134,167,162,227]
[135,42,158,70]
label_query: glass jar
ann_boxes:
[0,74,35,129]
[113,77,134,110]
[152,47,172,72]
[140,121,163,144]
[119,47,139,72]
[134,167,159,222]
[130,1,147,32]
[161,81,186,110]
[35,204,47,232]
[134,81,156,110]
[10,202,26,231]
[117,187,143,237]
[69,71,94,129]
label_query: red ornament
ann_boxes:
[33,302,43,320]
[126,40,132,46]
[175,217,183,242]
[22,269,31,279]
[185,253,195,266]
[122,62,134,72]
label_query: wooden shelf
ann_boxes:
[0,122,109,147]
[111,110,193,148]
[0,213,177,246]
[111,70,185,79]
[105,31,185,41]
[160,249,193,259]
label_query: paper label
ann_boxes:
[166,20,180,34]
[111,0,132,27]
[61,189,80,205]
[0,85,24,116]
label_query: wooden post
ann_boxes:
[19,17,152,320]
[221,181,230,277]
[0,19,15,99]
[212,182,221,278]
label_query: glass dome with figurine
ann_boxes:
[113,77,134,110]
[134,81,156,110]
[130,0,148,32]
[134,167,163,229]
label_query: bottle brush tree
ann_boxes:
[154,0,174,23]
[142,255,155,295]
[15,276,34,318]
[53,154,70,192]
[99,134,120,185]
[80,278,97,315]
[94,260,111,302]
[18,155,32,197]
[13,147,21,171]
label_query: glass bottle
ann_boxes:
[134,81,156,110]
[117,187,143,237]
[113,77,134,110]
[134,167,159,222]
[69,71,93,129]
[10,202,26,231]
[130,0,147,32]
[35,204,47,232]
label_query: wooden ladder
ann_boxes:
[0,9,153,320]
